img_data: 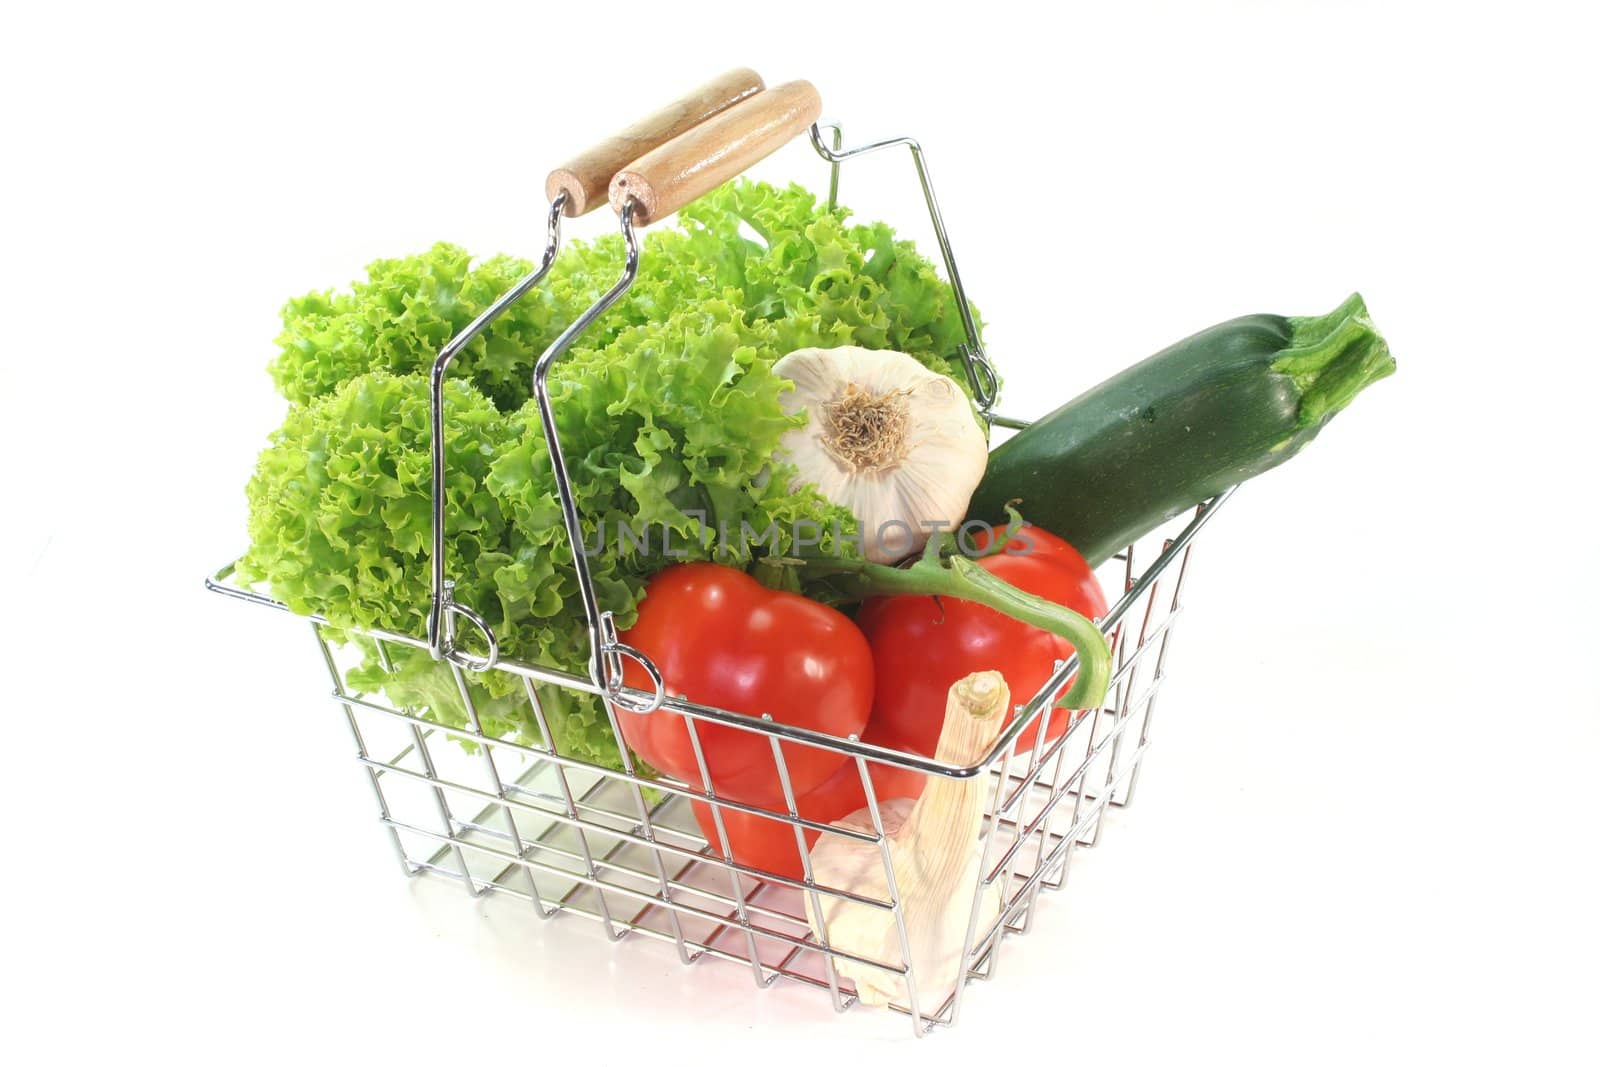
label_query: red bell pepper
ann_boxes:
[687,525,1111,881]
[857,524,1109,759]
[615,563,874,808]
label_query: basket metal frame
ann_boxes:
[208,117,1235,1036]
[204,491,1225,1034]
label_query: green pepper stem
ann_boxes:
[798,550,1111,711]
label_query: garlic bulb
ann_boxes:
[803,671,1008,1008]
[773,346,988,563]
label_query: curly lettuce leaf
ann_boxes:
[237,371,514,635]
[270,244,567,412]
[267,181,986,414]
[672,181,984,386]
[243,181,987,768]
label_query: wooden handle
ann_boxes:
[609,80,822,226]
[544,68,765,217]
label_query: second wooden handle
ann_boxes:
[544,68,765,217]
[609,81,822,226]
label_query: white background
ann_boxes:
[4,1,1597,1063]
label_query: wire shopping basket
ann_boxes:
[207,69,1233,1036]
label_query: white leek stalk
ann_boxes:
[804,671,1008,1007]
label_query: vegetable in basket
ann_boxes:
[854,522,1109,761]
[967,293,1396,565]
[268,181,981,415]
[617,539,1113,808]
[239,180,987,768]
[270,244,571,412]
[805,671,1011,1009]
[772,345,989,563]
[239,370,513,631]
[680,522,1110,880]
[236,369,632,768]
[612,563,873,806]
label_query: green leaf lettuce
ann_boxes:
[242,180,985,770]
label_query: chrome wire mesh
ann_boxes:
[206,491,1224,1036]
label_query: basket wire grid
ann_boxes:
[205,492,1226,1033]
[208,96,1235,1036]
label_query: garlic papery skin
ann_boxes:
[803,671,1009,1009]
[773,346,988,563]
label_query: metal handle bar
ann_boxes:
[426,89,1005,738]
[808,122,996,412]
[431,80,828,701]
[425,70,766,670]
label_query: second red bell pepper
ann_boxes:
[856,524,1109,759]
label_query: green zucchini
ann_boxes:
[967,293,1394,565]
